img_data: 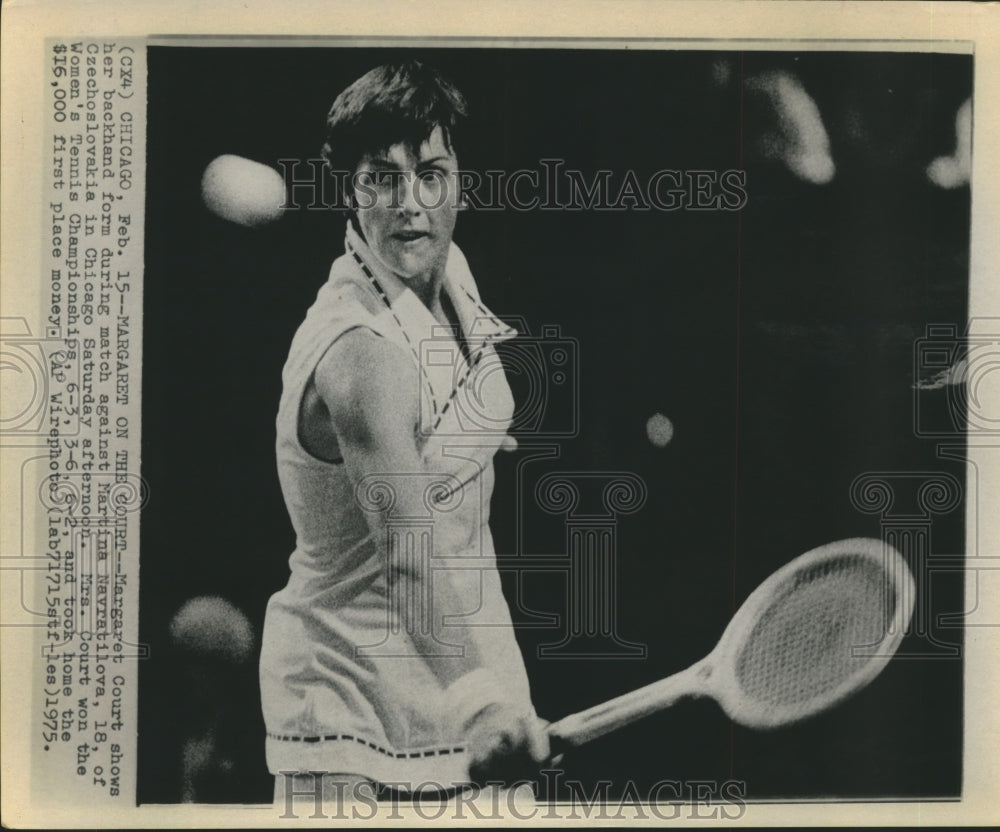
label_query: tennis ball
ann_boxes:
[201,154,287,227]
[168,595,255,663]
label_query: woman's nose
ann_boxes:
[398,173,423,214]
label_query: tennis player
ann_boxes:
[259,61,548,802]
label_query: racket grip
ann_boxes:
[546,663,704,750]
[547,732,571,762]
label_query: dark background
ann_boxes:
[139,46,971,803]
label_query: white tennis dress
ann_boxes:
[259,223,535,786]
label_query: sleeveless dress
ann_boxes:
[259,223,535,785]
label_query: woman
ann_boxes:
[259,61,548,801]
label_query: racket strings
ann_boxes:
[734,555,895,708]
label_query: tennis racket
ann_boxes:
[547,537,915,749]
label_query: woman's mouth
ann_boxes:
[394,229,429,243]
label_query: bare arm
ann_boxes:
[315,328,548,780]
[316,328,482,684]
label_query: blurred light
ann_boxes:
[927,98,972,189]
[647,413,675,448]
[169,595,255,663]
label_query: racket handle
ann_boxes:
[547,663,704,750]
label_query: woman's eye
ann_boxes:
[357,170,398,189]
[372,170,398,187]
[418,170,445,188]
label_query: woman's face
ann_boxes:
[353,125,460,283]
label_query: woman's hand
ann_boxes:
[465,703,550,786]
[499,433,518,453]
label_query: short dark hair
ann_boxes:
[321,61,468,183]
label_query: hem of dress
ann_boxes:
[266,733,471,790]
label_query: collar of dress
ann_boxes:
[343,223,517,433]
[343,222,518,350]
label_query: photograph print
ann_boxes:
[137,42,972,809]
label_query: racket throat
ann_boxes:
[548,662,706,749]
